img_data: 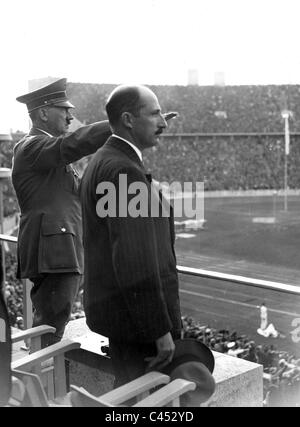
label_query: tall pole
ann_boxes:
[284,150,288,211]
[281,111,290,212]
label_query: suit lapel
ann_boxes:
[105,136,149,180]
[104,136,174,226]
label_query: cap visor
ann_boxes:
[52,100,75,109]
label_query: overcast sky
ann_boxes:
[1,0,300,132]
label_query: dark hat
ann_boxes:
[16,78,75,113]
[162,338,216,406]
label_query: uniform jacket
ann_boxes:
[80,136,182,344]
[12,122,111,279]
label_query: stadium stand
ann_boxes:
[67,83,300,133]
[0,132,23,217]
[65,82,300,190]
[4,84,300,190]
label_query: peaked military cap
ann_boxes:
[16,78,75,113]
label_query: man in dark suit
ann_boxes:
[80,85,182,387]
[12,78,111,347]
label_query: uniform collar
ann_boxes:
[30,127,53,137]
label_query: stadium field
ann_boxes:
[174,193,300,281]
[178,271,300,358]
[174,193,300,357]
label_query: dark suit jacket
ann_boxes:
[12,122,111,278]
[80,136,182,344]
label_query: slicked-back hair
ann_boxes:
[105,86,144,127]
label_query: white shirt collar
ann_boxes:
[35,128,53,137]
[112,134,143,162]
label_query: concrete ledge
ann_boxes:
[64,318,263,407]
[203,352,263,407]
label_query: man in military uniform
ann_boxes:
[12,78,111,347]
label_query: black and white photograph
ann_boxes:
[0,0,300,410]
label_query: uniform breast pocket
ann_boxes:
[38,219,80,272]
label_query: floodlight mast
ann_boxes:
[281,110,291,211]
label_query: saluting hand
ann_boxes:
[163,112,179,121]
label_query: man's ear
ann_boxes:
[38,107,49,122]
[121,112,134,129]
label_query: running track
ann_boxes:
[177,252,300,357]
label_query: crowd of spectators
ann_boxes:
[7,84,300,191]
[6,128,300,192]
[68,82,300,134]
[142,134,298,190]
[182,315,300,407]
[4,252,24,328]
[65,82,300,190]
[0,133,23,216]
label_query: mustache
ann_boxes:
[155,129,163,135]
